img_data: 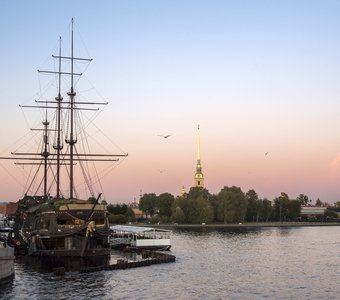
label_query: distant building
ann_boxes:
[194,125,204,188]
[0,202,17,215]
[131,207,146,220]
[127,191,146,220]
[300,206,327,216]
[180,186,186,197]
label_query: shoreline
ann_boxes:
[141,222,340,229]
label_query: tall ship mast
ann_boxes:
[1,19,128,257]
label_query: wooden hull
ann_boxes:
[29,248,110,257]
[27,230,110,257]
[13,198,111,258]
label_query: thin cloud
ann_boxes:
[330,153,340,174]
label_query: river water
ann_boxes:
[1,226,339,299]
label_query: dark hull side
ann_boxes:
[0,272,15,286]
[27,229,110,257]
[16,254,111,273]
[30,248,110,257]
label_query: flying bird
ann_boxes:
[158,134,172,139]
[265,152,269,156]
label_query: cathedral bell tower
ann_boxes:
[194,125,204,188]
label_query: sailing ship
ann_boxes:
[2,19,127,257]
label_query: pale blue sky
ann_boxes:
[1,1,340,203]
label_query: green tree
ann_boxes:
[296,194,309,206]
[125,207,136,222]
[88,197,97,204]
[107,204,128,215]
[149,215,161,224]
[172,187,213,224]
[107,204,115,214]
[172,195,191,223]
[172,206,185,223]
[139,193,157,217]
[274,192,290,222]
[208,194,219,222]
[324,209,338,219]
[187,187,210,200]
[288,200,301,220]
[185,198,201,224]
[273,193,301,221]
[108,214,126,224]
[259,198,273,222]
[196,196,214,224]
[315,198,323,207]
[217,186,247,223]
[156,193,175,218]
[107,204,135,223]
[245,189,259,222]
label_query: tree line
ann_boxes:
[106,186,338,224]
[136,187,336,224]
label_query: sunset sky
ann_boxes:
[1,1,340,204]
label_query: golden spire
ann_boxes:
[197,124,200,160]
[194,124,204,188]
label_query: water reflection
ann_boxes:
[15,255,111,273]
[174,225,263,235]
[173,225,299,240]
[14,249,149,274]
[1,226,340,300]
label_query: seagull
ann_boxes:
[158,169,166,173]
[158,134,172,139]
[265,152,269,156]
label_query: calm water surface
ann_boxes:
[1,226,339,299]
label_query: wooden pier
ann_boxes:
[80,251,175,273]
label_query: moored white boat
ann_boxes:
[110,225,171,250]
[0,241,15,285]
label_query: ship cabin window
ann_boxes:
[56,214,84,227]
[35,216,50,230]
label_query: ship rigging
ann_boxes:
[1,18,127,200]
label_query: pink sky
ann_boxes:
[1,1,340,204]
